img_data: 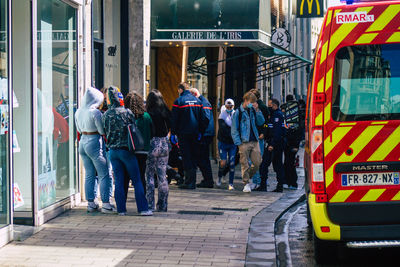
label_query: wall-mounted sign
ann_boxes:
[271,28,291,49]
[108,45,117,56]
[297,0,324,18]
[153,30,258,41]
[37,30,76,42]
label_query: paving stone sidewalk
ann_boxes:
[0,161,304,267]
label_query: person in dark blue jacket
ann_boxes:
[259,98,286,192]
[171,82,209,189]
[189,88,215,188]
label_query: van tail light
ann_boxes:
[311,128,327,201]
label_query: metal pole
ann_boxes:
[181,45,188,82]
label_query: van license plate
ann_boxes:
[342,172,400,186]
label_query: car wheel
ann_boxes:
[313,231,339,264]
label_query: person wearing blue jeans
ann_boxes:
[108,149,148,213]
[75,87,115,213]
[217,99,237,190]
[79,134,111,205]
[218,142,237,189]
[102,86,152,216]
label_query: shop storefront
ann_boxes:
[150,0,273,107]
[1,0,85,246]
[0,0,11,248]
[13,0,81,226]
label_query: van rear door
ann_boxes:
[320,2,400,219]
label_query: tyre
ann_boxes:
[313,231,339,264]
[306,201,312,226]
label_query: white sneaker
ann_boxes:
[283,184,289,189]
[101,203,117,214]
[249,182,257,190]
[87,201,99,212]
[228,184,234,191]
[243,184,251,193]
[216,178,222,187]
[118,212,127,216]
[140,210,153,216]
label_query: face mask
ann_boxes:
[226,109,233,114]
[247,103,253,109]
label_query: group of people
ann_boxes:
[169,84,304,194]
[75,82,303,216]
[224,90,304,193]
[75,86,171,215]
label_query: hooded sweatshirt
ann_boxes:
[75,87,105,135]
[217,105,235,144]
[102,86,135,149]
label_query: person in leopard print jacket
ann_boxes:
[145,89,172,212]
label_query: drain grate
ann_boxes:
[177,210,224,215]
[212,207,248,212]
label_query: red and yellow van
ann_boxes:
[305,0,400,263]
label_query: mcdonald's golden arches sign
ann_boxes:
[297,0,324,18]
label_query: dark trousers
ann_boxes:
[179,135,200,186]
[136,153,148,194]
[196,136,214,185]
[284,147,298,188]
[260,145,285,188]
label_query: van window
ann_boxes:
[332,44,400,121]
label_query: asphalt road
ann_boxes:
[288,202,400,267]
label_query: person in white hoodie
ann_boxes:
[75,87,115,213]
[216,99,237,190]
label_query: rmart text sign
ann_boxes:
[336,11,374,24]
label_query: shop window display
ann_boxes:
[0,0,10,228]
[36,0,77,209]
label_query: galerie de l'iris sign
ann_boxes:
[154,30,258,40]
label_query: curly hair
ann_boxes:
[125,91,146,117]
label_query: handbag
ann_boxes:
[127,121,145,152]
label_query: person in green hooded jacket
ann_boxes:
[125,92,153,195]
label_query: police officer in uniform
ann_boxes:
[259,98,286,192]
[281,95,302,189]
[171,83,209,189]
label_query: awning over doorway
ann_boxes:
[205,44,312,80]
[251,43,312,81]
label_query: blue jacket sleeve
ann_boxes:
[201,97,214,136]
[199,103,210,134]
[231,110,242,146]
[255,110,265,127]
[171,99,179,135]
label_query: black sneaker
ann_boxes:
[178,184,196,190]
[196,181,214,188]
[254,186,267,192]
[272,187,283,193]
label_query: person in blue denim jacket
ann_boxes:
[231,92,265,193]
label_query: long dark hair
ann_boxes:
[146,89,170,118]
